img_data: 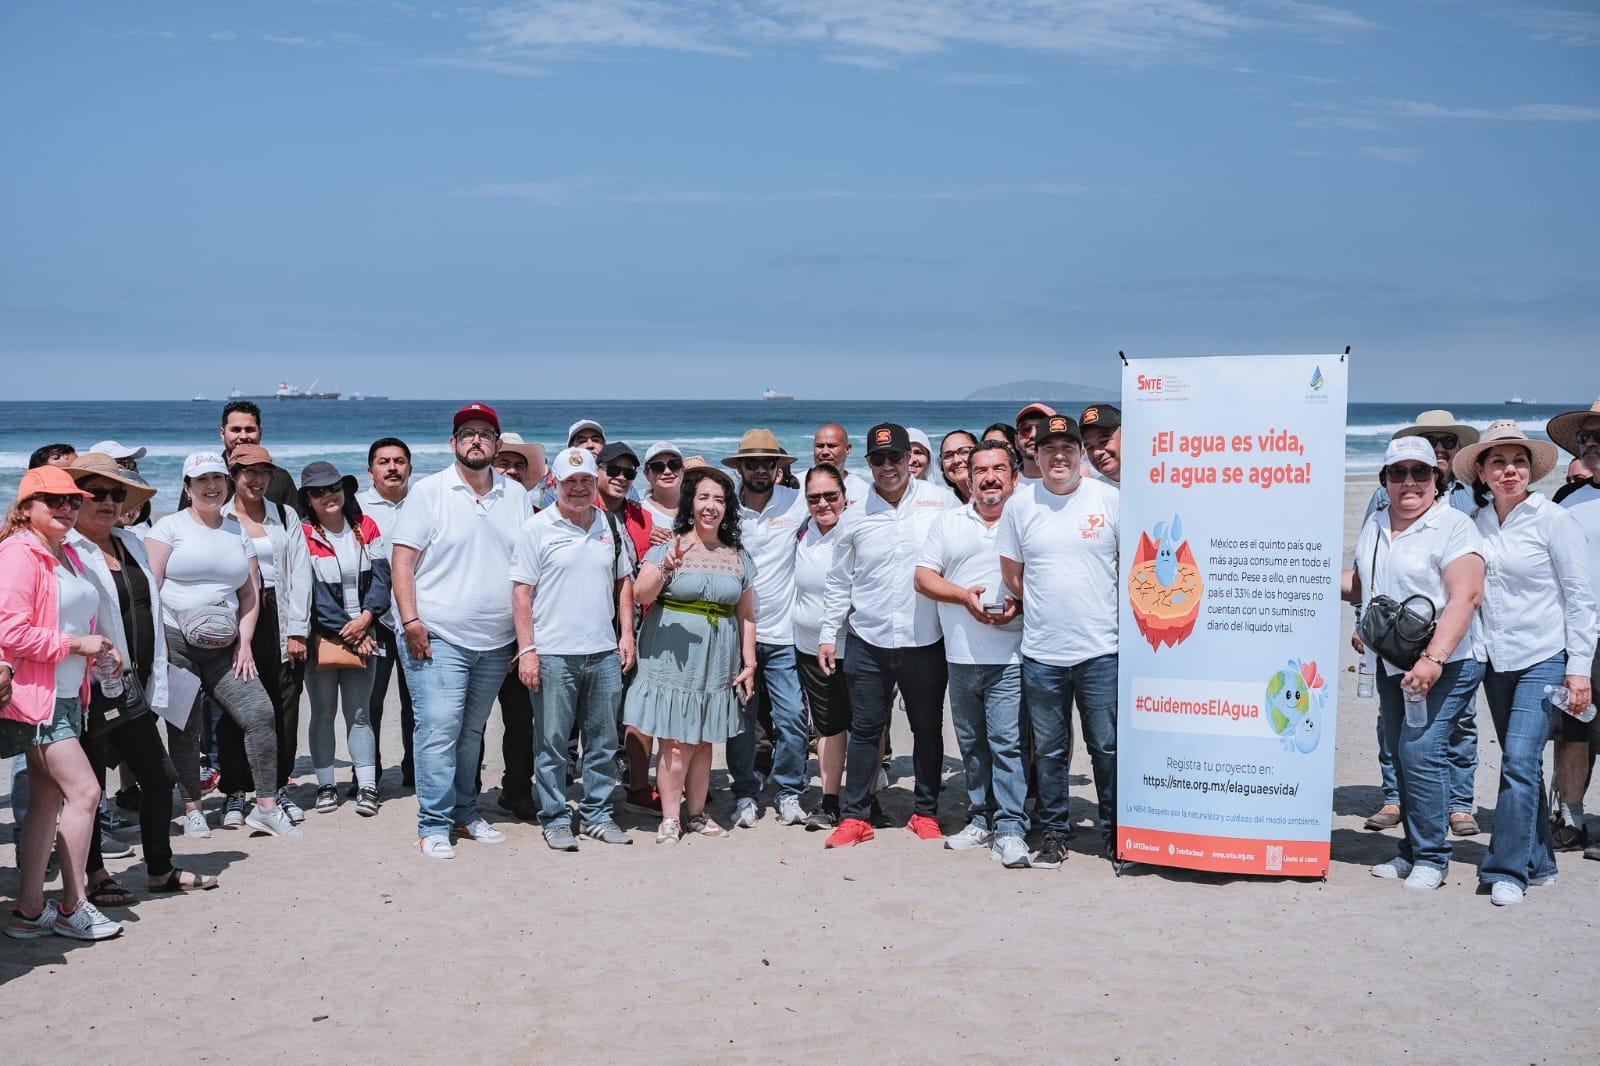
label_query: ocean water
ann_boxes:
[0,398,1582,506]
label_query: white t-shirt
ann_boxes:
[147,511,256,622]
[1353,499,1485,676]
[642,495,677,529]
[325,525,363,619]
[510,507,631,657]
[995,478,1120,668]
[919,504,1023,666]
[793,520,847,657]
[391,466,531,651]
[739,485,808,644]
[356,485,406,628]
[249,535,277,588]
[55,562,99,696]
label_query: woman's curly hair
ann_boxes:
[673,466,743,549]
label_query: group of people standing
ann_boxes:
[3,390,1596,941]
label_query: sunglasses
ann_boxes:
[1576,429,1600,446]
[82,486,129,504]
[36,494,84,511]
[1384,463,1435,484]
[867,451,906,467]
[739,458,781,470]
[605,464,638,482]
[940,446,974,463]
[805,490,841,505]
[1419,433,1459,450]
[454,428,500,443]
[307,484,345,499]
[646,458,683,474]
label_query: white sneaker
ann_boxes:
[734,797,759,829]
[182,809,212,839]
[417,835,455,859]
[53,899,122,941]
[1529,874,1557,888]
[222,793,247,829]
[5,900,59,940]
[1403,865,1444,892]
[277,788,306,824]
[452,818,506,844]
[944,822,995,851]
[991,835,1032,868]
[1371,857,1413,880]
[244,805,303,838]
[775,795,804,826]
[1490,881,1524,906]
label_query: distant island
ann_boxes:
[965,379,1118,403]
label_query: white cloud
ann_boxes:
[1510,7,1600,47]
[482,1,750,57]
[1384,98,1600,123]
[471,175,1092,205]
[936,71,1031,85]
[209,30,237,42]
[420,55,551,76]
[261,33,325,49]
[1360,145,1420,163]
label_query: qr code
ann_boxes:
[1266,845,1284,872]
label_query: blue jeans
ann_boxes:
[534,651,622,830]
[1480,654,1562,889]
[1376,709,1399,807]
[1022,653,1118,839]
[401,637,515,840]
[1377,658,1486,873]
[947,662,1027,839]
[728,642,808,801]
[1377,684,1477,811]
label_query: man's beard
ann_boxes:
[459,451,492,471]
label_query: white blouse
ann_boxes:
[1353,499,1485,676]
[1472,493,1597,673]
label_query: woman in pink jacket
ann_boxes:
[0,466,125,941]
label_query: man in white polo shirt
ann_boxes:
[390,403,532,859]
[357,436,415,790]
[818,422,956,848]
[512,447,637,852]
[916,440,1030,868]
[998,413,1120,869]
[723,429,810,828]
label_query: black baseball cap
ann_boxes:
[865,423,911,456]
[596,442,639,466]
[1037,415,1082,445]
[1079,403,1121,432]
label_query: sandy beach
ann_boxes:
[3,476,1597,1064]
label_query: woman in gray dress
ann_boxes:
[624,467,756,844]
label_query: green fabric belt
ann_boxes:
[661,597,735,625]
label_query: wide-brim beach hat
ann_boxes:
[1393,410,1479,446]
[722,428,795,468]
[299,461,360,499]
[1545,396,1600,457]
[1452,420,1559,485]
[65,453,158,510]
[497,432,544,465]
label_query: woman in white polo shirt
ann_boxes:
[1346,437,1485,892]
[1453,421,1595,906]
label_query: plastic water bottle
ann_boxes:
[93,652,123,698]
[1356,652,1376,699]
[1546,684,1597,724]
[1403,683,1427,728]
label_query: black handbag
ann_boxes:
[86,544,155,738]
[1357,523,1438,672]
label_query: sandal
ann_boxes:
[87,877,136,907]
[685,813,726,838]
[149,869,219,893]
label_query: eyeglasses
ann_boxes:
[82,486,129,504]
[36,494,84,511]
[867,451,906,467]
[1419,433,1458,451]
[939,446,974,463]
[454,428,500,443]
[805,490,841,504]
[307,484,345,499]
[646,458,683,474]
[1384,463,1435,484]
[605,464,638,482]
[1576,429,1600,446]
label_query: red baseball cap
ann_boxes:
[1015,402,1057,426]
[453,402,500,433]
[17,466,93,503]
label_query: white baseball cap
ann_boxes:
[567,419,604,445]
[643,441,682,465]
[183,452,229,479]
[552,446,599,482]
[1382,436,1437,471]
[91,440,147,462]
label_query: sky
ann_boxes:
[1,1,1596,401]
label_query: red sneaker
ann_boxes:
[906,814,942,840]
[824,818,875,848]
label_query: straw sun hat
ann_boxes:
[1450,420,1558,485]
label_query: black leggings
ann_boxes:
[87,710,178,880]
